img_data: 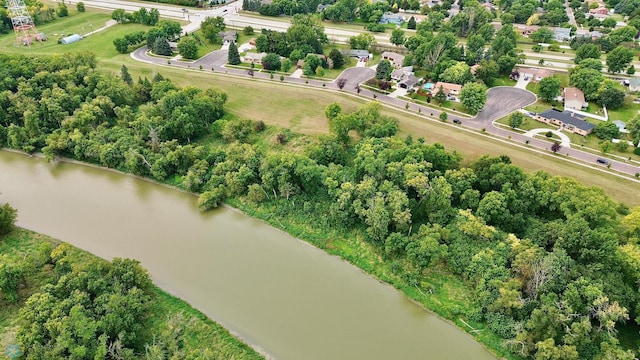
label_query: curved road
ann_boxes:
[104,0,640,178]
[132,45,640,177]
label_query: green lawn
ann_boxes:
[0,16,151,60]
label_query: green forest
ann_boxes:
[1,52,640,359]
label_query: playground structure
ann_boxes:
[6,0,41,46]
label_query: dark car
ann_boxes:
[453,119,462,124]
[596,158,609,165]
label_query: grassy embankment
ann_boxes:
[0,228,263,359]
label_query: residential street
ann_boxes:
[114,0,640,178]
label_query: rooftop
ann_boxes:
[564,87,585,103]
[539,109,595,131]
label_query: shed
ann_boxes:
[60,34,82,45]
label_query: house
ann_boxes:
[391,66,414,81]
[470,64,480,75]
[218,31,237,44]
[613,120,628,133]
[168,41,179,52]
[381,51,405,68]
[341,49,370,59]
[554,28,571,42]
[629,77,640,92]
[60,34,82,45]
[514,24,540,37]
[563,87,587,110]
[391,68,406,81]
[433,82,462,97]
[535,109,595,136]
[516,66,554,82]
[379,12,404,25]
[243,52,267,64]
[398,75,419,89]
[589,7,609,15]
[481,2,495,11]
[587,30,603,40]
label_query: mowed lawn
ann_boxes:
[1,10,639,206]
[0,12,150,60]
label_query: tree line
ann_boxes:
[1,52,639,359]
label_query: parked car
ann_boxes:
[596,158,609,165]
[453,119,462,124]
[523,76,530,81]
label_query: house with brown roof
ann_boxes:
[589,7,609,15]
[243,52,267,64]
[517,66,554,82]
[381,51,405,68]
[514,24,540,37]
[535,109,595,136]
[564,87,587,110]
[433,82,462,97]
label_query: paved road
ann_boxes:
[105,0,640,178]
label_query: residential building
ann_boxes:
[514,24,540,37]
[243,52,267,64]
[381,51,405,68]
[516,66,554,82]
[535,109,595,136]
[341,49,370,59]
[613,120,628,133]
[433,82,462,97]
[553,28,571,42]
[564,87,587,110]
[391,68,405,81]
[219,31,237,44]
[629,77,640,92]
[391,66,414,81]
[589,7,609,15]
[399,75,419,89]
[379,12,404,25]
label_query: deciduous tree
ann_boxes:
[538,76,561,102]
[460,82,487,114]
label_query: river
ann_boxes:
[0,150,496,360]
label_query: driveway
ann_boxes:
[469,87,537,128]
[334,67,375,88]
[524,129,572,148]
[515,75,530,90]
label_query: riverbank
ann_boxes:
[0,227,264,359]
[225,197,515,359]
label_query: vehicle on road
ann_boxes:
[453,119,462,124]
[596,158,609,165]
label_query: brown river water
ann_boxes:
[0,150,496,360]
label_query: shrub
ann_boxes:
[76,2,85,12]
